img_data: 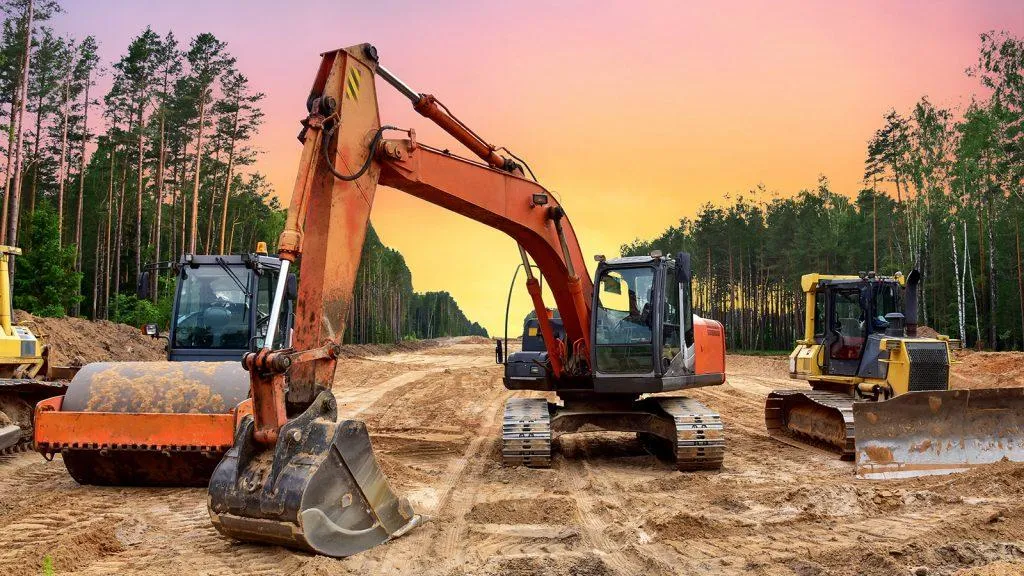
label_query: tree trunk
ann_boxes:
[91,212,102,319]
[71,72,90,317]
[218,107,240,254]
[986,193,997,349]
[189,93,206,254]
[134,105,145,287]
[1,94,17,243]
[204,145,221,252]
[104,145,115,320]
[6,0,34,270]
[152,109,166,302]
[56,55,72,244]
[114,147,128,311]
[950,220,965,343]
[29,54,46,219]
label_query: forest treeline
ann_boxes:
[0,0,486,343]
[623,31,1024,352]
[345,225,488,343]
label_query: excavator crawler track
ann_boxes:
[765,389,855,458]
[654,397,725,471]
[502,398,552,467]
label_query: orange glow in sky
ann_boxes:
[56,1,1023,336]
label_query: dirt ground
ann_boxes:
[1,339,1023,576]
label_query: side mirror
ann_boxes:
[285,273,298,301]
[137,271,151,300]
[675,252,692,284]
[143,323,159,338]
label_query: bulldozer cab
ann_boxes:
[810,275,903,378]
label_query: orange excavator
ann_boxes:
[38,43,728,557]
[204,43,727,557]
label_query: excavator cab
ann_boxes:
[590,253,713,393]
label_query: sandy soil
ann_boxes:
[0,342,1022,575]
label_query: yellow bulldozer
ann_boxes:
[766,270,1024,478]
[0,246,74,454]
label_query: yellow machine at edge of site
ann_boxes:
[0,246,72,454]
[766,270,1024,479]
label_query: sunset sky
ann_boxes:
[53,1,1023,336]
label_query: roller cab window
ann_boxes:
[173,265,252,350]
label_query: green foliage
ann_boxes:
[12,205,81,316]
[109,293,164,327]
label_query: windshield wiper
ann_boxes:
[215,257,251,299]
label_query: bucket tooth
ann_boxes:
[208,390,420,557]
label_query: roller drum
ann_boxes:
[53,361,250,486]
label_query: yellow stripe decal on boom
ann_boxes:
[345,67,361,101]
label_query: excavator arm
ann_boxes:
[208,43,594,556]
[244,44,593,442]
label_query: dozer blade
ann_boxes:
[0,423,20,453]
[855,389,1024,479]
[208,390,421,557]
[34,361,250,486]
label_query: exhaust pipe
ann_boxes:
[904,270,921,337]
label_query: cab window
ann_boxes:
[173,265,251,349]
[830,288,866,360]
[662,270,681,366]
[595,267,655,373]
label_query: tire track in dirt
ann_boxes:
[557,436,638,575]
[434,388,509,572]
[337,349,511,574]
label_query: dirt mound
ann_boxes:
[13,311,165,366]
[466,497,577,525]
[727,354,789,379]
[950,351,1024,389]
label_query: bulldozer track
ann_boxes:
[765,389,856,457]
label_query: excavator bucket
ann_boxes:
[208,390,420,557]
[854,389,1024,479]
[34,361,251,486]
